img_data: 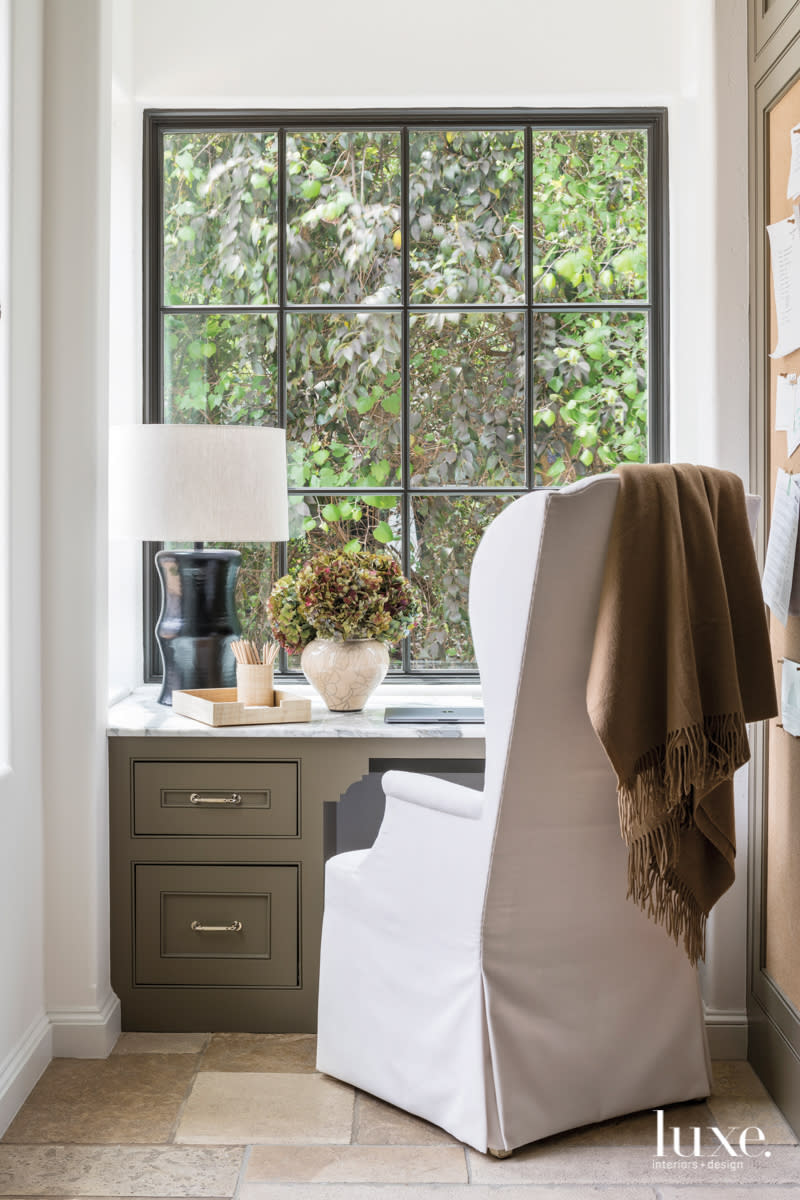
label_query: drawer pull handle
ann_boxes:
[189,792,242,806]
[190,920,243,934]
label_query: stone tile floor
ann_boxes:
[1,1034,799,1197]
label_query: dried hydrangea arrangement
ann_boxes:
[267,550,419,653]
[265,569,316,655]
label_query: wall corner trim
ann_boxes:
[48,991,121,1059]
[704,1006,748,1060]
[0,1013,52,1137]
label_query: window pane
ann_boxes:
[235,543,280,647]
[286,493,403,669]
[409,494,512,670]
[286,312,402,489]
[532,310,648,485]
[531,129,648,302]
[409,312,525,486]
[409,130,525,304]
[163,132,278,305]
[288,492,402,559]
[286,131,401,304]
[164,313,278,425]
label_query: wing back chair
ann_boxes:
[316,474,712,1155]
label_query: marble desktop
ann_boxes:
[108,683,485,739]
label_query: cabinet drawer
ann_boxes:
[132,760,299,837]
[134,863,300,987]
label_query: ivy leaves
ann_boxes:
[159,125,651,664]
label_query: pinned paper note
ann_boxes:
[763,469,800,625]
[768,218,800,358]
[782,659,800,736]
[789,404,800,458]
[788,124,800,198]
[775,375,800,454]
[776,373,796,431]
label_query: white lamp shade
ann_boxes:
[109,424,289,542]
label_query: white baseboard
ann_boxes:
[704,1007,748,1059]
[49,991,121,1058]
[0,1013,52,1137]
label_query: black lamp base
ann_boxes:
[155,548,242,705]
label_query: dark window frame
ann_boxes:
[142,107,670,683]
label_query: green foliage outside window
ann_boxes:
[157,121,653,671]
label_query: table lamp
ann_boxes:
[109,424,289,705]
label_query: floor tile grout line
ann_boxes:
[233,1141,254,1198]
[351,1090,361,1145]
[165,1043,208,1145]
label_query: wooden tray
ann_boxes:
[172,687,311,727]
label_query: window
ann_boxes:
[144,109,668,679]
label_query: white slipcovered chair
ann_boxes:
[316,473,712,1155]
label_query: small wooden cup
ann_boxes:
[236,663,274,707]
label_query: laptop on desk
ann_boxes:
[384,705,485,724]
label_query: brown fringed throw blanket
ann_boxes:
[587,464,777,964]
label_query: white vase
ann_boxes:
[301,638,389,712]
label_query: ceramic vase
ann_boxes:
[301,638,389,712]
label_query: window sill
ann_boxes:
[108,680,484,740]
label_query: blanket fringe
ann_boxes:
[616,712,748,965]
[617,712,750,841]
[627,809,707,964]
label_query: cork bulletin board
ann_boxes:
[765,79,800,1009]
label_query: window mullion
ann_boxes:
[524,124,533,491]
[144,120,164,680]
[401,125,411,675]
[277,127,289,672]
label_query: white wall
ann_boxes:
[133,0,683,107]
[40,0,118,1060]
[2,2,122,1131]
[0,0,50,1135]
[108,0,141,699]
[694,0,753,1055]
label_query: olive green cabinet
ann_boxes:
[109,730,485,1032]
[109,738,321,1032]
